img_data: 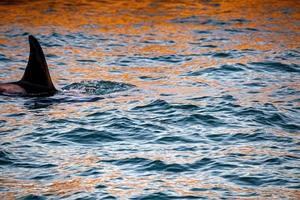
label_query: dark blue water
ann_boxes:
[0,0,300,199]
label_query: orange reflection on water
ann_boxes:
[1,0,300,199]
[0,0,299,104]
[1,168,300,199]
[47,177,95,196]
[222,145,299,159]
[0,176,288,199]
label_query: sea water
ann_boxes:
[0,1,299,199]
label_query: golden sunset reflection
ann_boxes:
[1,140,299,199]
[1,170,300,199]
[1,0,300,199]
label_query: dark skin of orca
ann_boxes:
[0,35,57,96]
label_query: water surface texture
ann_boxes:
[0,0,300,199]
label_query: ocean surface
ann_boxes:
[0,0,299,199]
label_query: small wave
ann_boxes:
[140,160,190,173]
[23,96,104,109]
[18,194,46,200]
[282,49,300,58]
[76,59,97,63]
[62,80,135,95]
[230,18,251,23]
[139,76,166,81]
[189,158,214,170]
[185,64,245,76]
[0,119,6,128]
[171,16,243,27]
[105,157,190,173]
[14,162,57,169]
[223,173,291,187]
[255,113,300,132]
[132,100,224,128]
[0,149,14,165]
[132,99,201,113]
[236,107,266,117]
[224,28,244,33]
[243,82,267,88]
[203,49,259,59]
[193,30,212,34]
[172,104,200,111]
[245,27,259,31]
[222,174,265,186]
[103,117,162,141]
[208,162,238,170]
[236,106,299,132]
[57,128,121,144]
[132,99,171,111]
[133,192,199,200]
[155,136,198,144]
[226,132,268,143]
[0,53,10,62]
[175,113,225,127]
[199,44,218,48]
[150,54,192,63]
[249,62,300,73]
[105,157,149,166]
[109,54,193,66]
[212,52,232,58]
[104,117,140,131]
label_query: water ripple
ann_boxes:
[0,0,299,199]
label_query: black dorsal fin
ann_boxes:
[19,35,56,93]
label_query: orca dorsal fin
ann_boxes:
[19,35,56,93]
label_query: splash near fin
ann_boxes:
[18,35,57,94]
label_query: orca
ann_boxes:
[0,35,57,96]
